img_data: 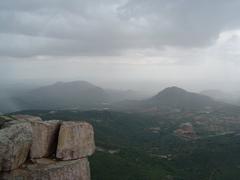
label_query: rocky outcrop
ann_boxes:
[175,122,197,139]
[0,118,32,171]
[57,122,95,160]
[30,120,61,159]
[1,158,90,180]
[0,115,95,180]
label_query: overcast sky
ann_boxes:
[1,0,240,92]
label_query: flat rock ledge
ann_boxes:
[0,115,95,180]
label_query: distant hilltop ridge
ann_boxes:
[149,86,218,109]
[0,115,95,180]
[1,80,237,113]
[113,86,228,112]
[9,80,145,112]
[15,80,109,110]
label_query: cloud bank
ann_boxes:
[1,0,240,92]
[1,0,240,57]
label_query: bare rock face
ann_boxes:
[13,115,61,159]
[0,115,95,179]
[0,120,32,171]
[175,122,197,139]
[1,158,90,180]
[30,120,61,159]
[57,122,95,160]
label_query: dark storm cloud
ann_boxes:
[119,0,240,46]
[0,0,240,57]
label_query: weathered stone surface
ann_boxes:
[30,120,61,159]
[1,115,95,179]
[12,115,61,159]
[0,121,32,171]
[57,122,95,160]
[1,158,90,180]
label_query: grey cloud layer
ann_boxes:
[1,0,240,57]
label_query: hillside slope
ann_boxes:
[113,86,226,112]
[14,81,109,110]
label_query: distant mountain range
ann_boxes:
[13,81,109,110]
[149,86,219,108]
[113,86,227,112]
[10,81,145,112]
[1,81,239,113]
[200,89,240,105]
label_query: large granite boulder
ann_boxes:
[0,158,90,180]
[13,115,61,159]
[0,115,95,180]
[30,120,61,159]
[56,122,95,160]
[0,120,32,171]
